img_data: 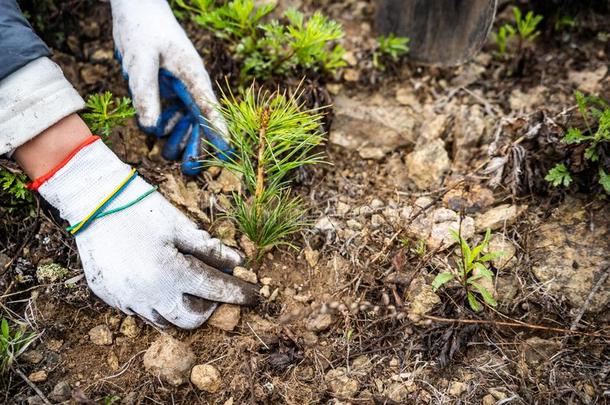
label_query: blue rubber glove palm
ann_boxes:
[111,0,230,175]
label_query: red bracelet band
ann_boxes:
[27,135,101,191]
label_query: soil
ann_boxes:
[2,1,609,404]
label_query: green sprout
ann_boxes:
[432,229,503,312]
[494,7,542,56]
[176,0,346,82]
[0,168,34,214]
[207,84,326,258]
[546,92,610,194]
[373,34,410,70]
[0,318,37,375]
[545,163,573,188]
[82,91,136,140]
[513,7,543,42]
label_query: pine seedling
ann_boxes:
[0,318,37,375]
[207,84,326,257]
[83,91,136,140]
[432,229,503,312]
[373,34,410,70]
[546,92,610,194]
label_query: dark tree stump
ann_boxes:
[375,0,498,66]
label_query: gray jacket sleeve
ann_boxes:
[0,0,51,80]
[0,0,84,155]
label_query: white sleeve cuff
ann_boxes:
[0,57,85,155]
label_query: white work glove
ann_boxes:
[110,0,230,175]
[38,139,258,329]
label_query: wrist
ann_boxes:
[35,138,151,226]
[14,114,92,179]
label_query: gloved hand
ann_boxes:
[35,137,257,329]
[110,0,229,175]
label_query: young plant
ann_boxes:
[546,91,610,194]
[208,84,326,257]
[513,7,543,43]
[0,318,37,375]
[373,34,410,70]
[177,0,346,82]
[494,7,543,56]
[545,163,573,187]
[432,229,503,312]
[0,168,34,214]
[82,91,136,140]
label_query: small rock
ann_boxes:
[407,277,440,320]
[239,235,257,259]
[346,219,363,230]
[215,220,237,247]
[475,204,525,231]
[448,381,466,396]
[315,215,339,232]
[21,350,43,364]
[420,114,448,141]
[325,367,359,398]
[90,49,114,63]
[370,214,384,229]
[370,198,384,209]
[405,139,451,190]
[306,313,334,332]
[107,352,120,372]
[143,335,195,386]
[482,394,496,405]
[260,285,271,298]
[343,68,360,82]
[489,389,507,400]
[45,339,63,352]
[28,370,47,383]
[351,355,373,377]
[336,202,351,216]
[233,266,257,284]
[160,174,209,223]
[384,382,410,402]
[191,364,222,393]
[119,316,140,338]
[208,304,241,332]
[453,104,492,168]
[260,277,272,285]
[330,95,418,160]
[50,381,71,402]
[409,207,475,250]
[80,64,108,85]
[88,325,113,346]
[304,247,320,268]
[209,169,242,194]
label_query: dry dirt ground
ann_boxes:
[1,1,609,404]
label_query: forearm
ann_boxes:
[14,114,92,180]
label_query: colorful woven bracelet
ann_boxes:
[67,169,157,236]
